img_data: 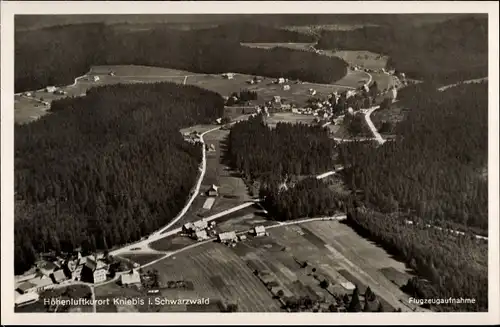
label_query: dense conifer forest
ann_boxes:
[340,82,488,234]
[261,178,344,221]
[316,16,488,84]
[227,116,338,183]
[14,82,225,274]
[338,82,488,311]
[15,23,347,92]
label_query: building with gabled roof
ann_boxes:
[120,270,141,286]
[253,225,266,237]
[217,231,237,243]
[51,269,68,284]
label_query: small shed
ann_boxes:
[206,185,219,197]
[92,76,100,82]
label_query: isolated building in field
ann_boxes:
[277,77,285,84]
[92,76,100,82]
[283,85,291,91]
[222,73,235,80]
[206,184,219,197]
[218,231,238,243]
[216,118,222,125]
[273,96,281,104]
[253,225,266,237]
[109,71,116,76]
[120,270,141,286]
[45,86,57,93]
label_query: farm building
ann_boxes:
[222,73,235,80]
[273,96,281,103]
[283,85,291,91]
[17,275,54,294]
[253,225,266,237]
[109,71,116,76]
[45,86,57,93]
[217,231,237,243]
[50,269,68,284]
[195,230,210,241]
[14,291,39,307]
[120,270,141,286]
[346,90,356,99]
[309,89,317,96]
[238,234,247,241]
[202,197,216,210]
[216,118,222,124]
[277,77,285,84]
[184,219,209,233]
[23,92,32,97]
[206,184,219,197]
[92,76,100,82]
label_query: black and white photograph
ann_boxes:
[1,1,499,325]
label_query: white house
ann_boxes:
[273,96,281,103]
[222,73,235,80]
[277,77,285,84]
[218,231,237,243]
[92,76,100,82]
[216,118,222,125]
[254,225,266,237]
[309,89,317,96]
[195,230,209,241]
[283,85,291,91]
[120,270,141,286]
[45,86,57,93]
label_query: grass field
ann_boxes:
[119,253,166,266]
[323,50,389,70]
[265,112,317,128]
[15,63,366,124]
[240,42,315,51]
[150,235,198,252]
[135,242,283,312]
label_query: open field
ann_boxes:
[240,42,315,51]
[119,253,166,266]
[14,64,362,124]
[265,112,318,128]
[115,242,283,312]
[322,50,389,70]
[302,220,418,310]
[150,235,198,252]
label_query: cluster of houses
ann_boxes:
[14,253,112,307]
[182,218,217,241]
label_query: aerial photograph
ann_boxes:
[9,11,491,315]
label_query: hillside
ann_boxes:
[316,16,488,84]
[338,82,488,311]
[15,23,346,92]
[14,82,225,274]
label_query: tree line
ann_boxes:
[316,16,487,85]
[15,23,348,93]
[14,82,225,274]
[227,115,338,185]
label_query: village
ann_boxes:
[14,60,408,313]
